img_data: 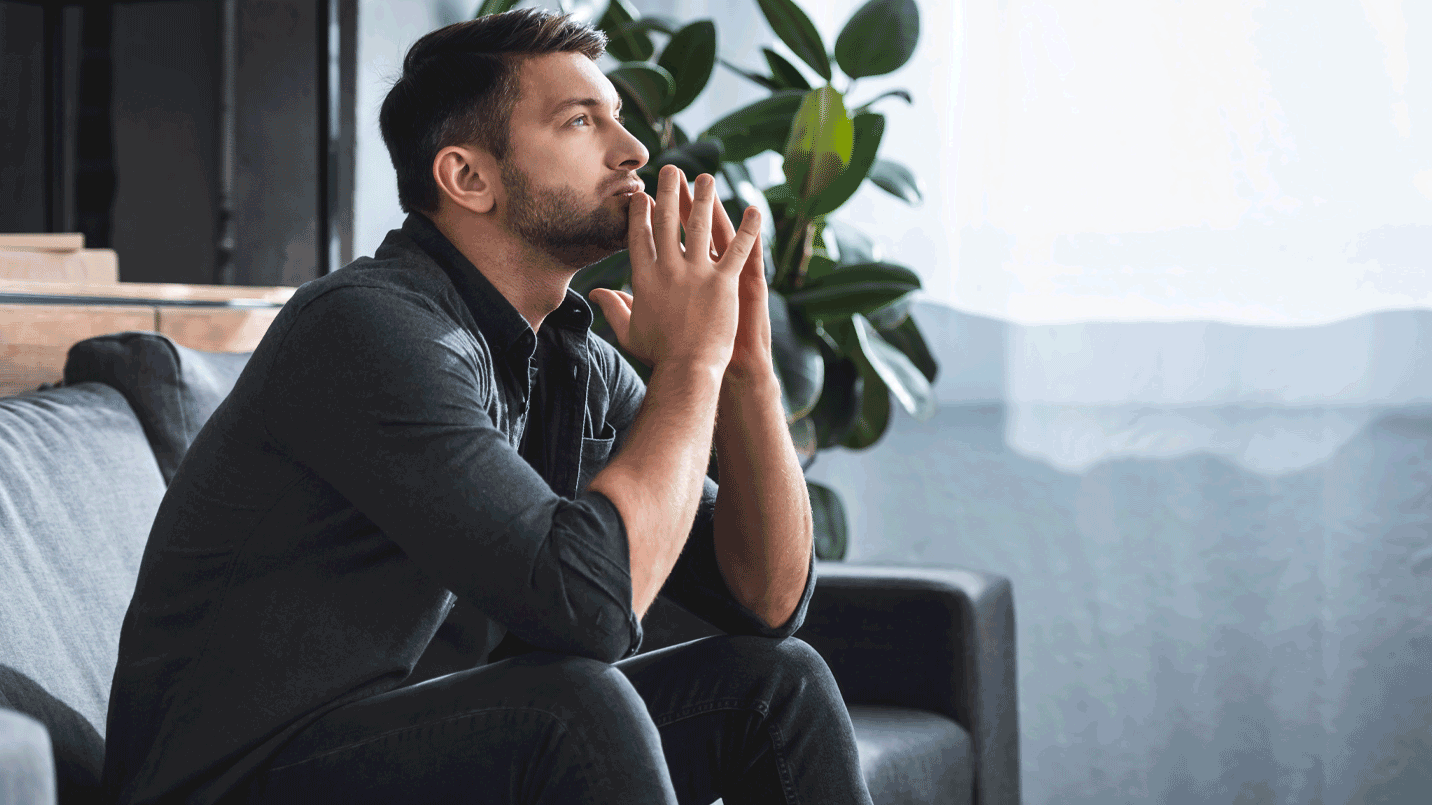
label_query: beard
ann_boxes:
[500,160,629,268]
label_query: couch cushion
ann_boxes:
[63,331,251,484]
[0,706,56,805]
[0,382,166,803]
[850,705,973,805]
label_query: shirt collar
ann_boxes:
[401,212,597,357]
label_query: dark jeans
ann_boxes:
[240,635,874,805]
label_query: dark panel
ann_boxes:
[318,0,356,274]
[0,2,46,233]
[333,0,356,269]
[111,1,220,284]
[234,0,319,287]
[74,2,115,248]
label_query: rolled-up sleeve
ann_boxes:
[600,341,817,640]
[264,287,640,664]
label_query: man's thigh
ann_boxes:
[242,652,675,805]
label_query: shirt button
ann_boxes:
[571,365,579,379]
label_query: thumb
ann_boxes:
[589,289,632,344]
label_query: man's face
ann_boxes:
[498,52,649,268]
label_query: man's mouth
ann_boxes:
[611,180,643,197]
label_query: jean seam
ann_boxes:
[652,698,799,804]
[766,720,799,805]
[652,698,767,729]
[265,705,569,773]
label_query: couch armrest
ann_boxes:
[796,561,1020,805]
[0,707,57,805]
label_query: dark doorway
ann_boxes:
[0,0,355,286]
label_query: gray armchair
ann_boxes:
[641,562,1020,805]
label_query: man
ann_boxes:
[101,8,873,804]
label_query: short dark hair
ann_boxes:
[379,9,607,215]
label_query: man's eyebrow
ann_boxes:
[547,96,622,120]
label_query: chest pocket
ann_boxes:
[577,420,617,493]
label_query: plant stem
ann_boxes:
[775,215,812,290]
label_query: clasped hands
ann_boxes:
[589,164,775,386]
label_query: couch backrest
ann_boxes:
[1,331,254,803]
[0,382,166,800]
[63,332,252,484]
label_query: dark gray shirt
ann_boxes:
[102,212,816,805]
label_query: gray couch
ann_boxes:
[0,331,1020,805]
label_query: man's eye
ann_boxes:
[616,114,626,125]
[571,115,588,127]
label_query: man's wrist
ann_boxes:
[719,363,780,407]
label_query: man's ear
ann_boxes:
[433,145,498,215]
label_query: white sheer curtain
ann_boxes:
[780,2,1432,804]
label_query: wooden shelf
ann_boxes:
[0,281,295,397]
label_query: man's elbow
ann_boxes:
[536,604,638,664]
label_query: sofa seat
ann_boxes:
[851,705,973,805]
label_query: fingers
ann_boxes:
[589,289,632,345]
[627,192,657,272]
[677,169,694,243]
[653,165,682,261]
[710,191,738,257]
[685,173,716,260]
[717,206,762,273]
[741,230,766,288]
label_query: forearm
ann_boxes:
[588,360,725,621]
[713,371,814,629]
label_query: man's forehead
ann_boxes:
[514,53,619,118]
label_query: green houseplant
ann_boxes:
[479,0,938,560]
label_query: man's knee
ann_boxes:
[504,653,659,740]
[698,635,842,701]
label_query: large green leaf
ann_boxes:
[852,88,913,113]
[783,86,854,200]
[607,62,674,122]
[763,47,811,90]
[701,90,805,162]
[804,112,884,217]
[769,294,824,422]
[840,356,890,448]
[786,262,921,321]
[810,355,860,447]
[851,313,936,420]
[755,0,831,80]
[808,480,848,560]
[612,85,662,154]
[651,140,724,179]
[657,20,717,115]
[879,315,938,383]
[834,0,920,78]
[868,158,923,204]
[864,294,912,330]
[720,58,784,91]
[598,0,653,62]
[802,253,837,284]
[475,0,519,16]
[619,16,678,36]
